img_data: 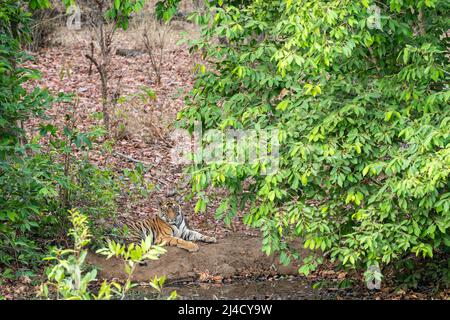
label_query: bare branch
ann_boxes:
[85,54,101,73]
[88,42,94,75]
[418,9,426,36]
[114,152,155,168]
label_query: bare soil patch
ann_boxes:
[87,233,306,282]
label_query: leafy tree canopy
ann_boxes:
[179,0,450,279]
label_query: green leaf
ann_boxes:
[276,100,289,111]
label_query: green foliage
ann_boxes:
[0,104,152,266]
[0,1,51,143]
[179,0,450,284]
[40,210,174,300]
[0,0,57,267]
[149,275,177,300]
[97,236,168,299]
[62,0,146,30]
[40,209,106,300]
[105,0,146,30]
[394,253,450,289]
[155,0,180,22]
[0,0,153,270]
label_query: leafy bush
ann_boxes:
[179,0,450,284]
[1,0,57,267]
[0,0,153,270]
[1,100,151,267]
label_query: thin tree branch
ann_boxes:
[418,9,426,36]
[85,54,101,73]
[114,152,155,168]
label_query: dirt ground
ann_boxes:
[87,233,304,282]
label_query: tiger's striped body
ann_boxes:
[119,200,216,252]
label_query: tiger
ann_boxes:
[117,200,216,252]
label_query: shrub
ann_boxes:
[1,0,57,267]
[0,0,153,270]
[178,0,450,284]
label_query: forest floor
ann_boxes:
[25,19,257,240]
[1,18,448,300]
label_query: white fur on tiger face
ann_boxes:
[158,200,216,243]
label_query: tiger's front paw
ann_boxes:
[188,244,199,252]
[205,236,217,243]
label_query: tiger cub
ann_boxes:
[119,200,216,252]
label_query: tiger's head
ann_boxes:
[158,200,182,226]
